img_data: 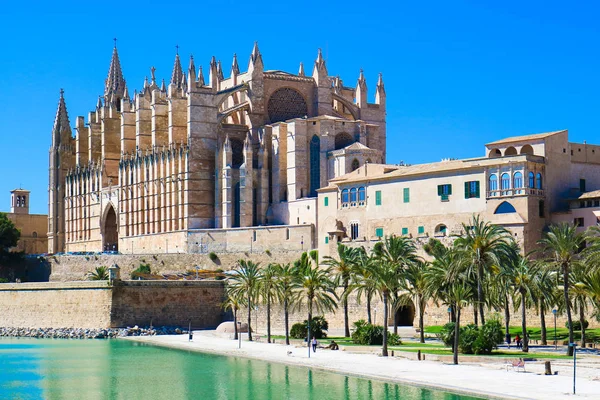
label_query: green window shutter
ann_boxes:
[375,190,382,206]
[418,226,424,235]
[448,184,452,195]
[403,188,410,203]
[437,185,443,196]
[375,227,383,238]
[325,236,329,244]
[324,196,329,207]
[464,182,469,199]
[401,227,408,235]
[475,181,480,198]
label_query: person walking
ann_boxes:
[311,337,318,353]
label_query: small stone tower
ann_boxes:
[10,189,30,214]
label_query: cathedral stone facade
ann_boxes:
[48,43,386,254]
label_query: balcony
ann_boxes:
[487,188,544,198]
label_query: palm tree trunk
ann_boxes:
[382,291,389,357]
[233,308,238,340]
[451,303,456,322]
[247,298,253,341]
[267,296,271,343]
[367,295,372,324]
[343,280,350,337]
[540,302,547,346]
[453,307,461,365]
[504,295,510,339]
[419,295,425,344]
[477,263,485,326]
[521,290,528,353]
[564,265,574,356]
[580,305,586,347]
[473,307,478,326]
[284,298,290,345]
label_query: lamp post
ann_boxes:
[447,306,452,323]
[254,305,258,335]
[570,343,577,394]
[301,235,304,251]
[250,236,253,254]
[552,308,558,350]
[188,319,193,342]
[238,321,242,349]
[195,265,199,280]
[374,307,377,325]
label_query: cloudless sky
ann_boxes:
[1,1,599,214]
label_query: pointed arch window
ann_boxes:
[309,135,320,197]
[494,201,517,214]
[536,173,543,189]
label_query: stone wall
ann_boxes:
[0,282,112,328]
[0,280,225,329]
[111,281,225,329]
[48,251,305,282]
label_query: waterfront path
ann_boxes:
[126,331,600,400]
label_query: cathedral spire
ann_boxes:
[198,66,205,86]
[160,78,166,92]
[217,60,224,80]
[52,89,72,147]
[355,69,367,107]
[170,52,183,87]
[375,72,386,106]
[298,62,305,77]
[231,53,240,76]
[187,55,196,84]
[312,48,329,87]
[104,43,126,101]
[248,41,264,75]
[209,56,219,89]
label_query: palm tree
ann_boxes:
[323,243,358,337]
[454,215,515,325]
[538,223,588,355]
[228,259,261,341]
[350,247,378,324]
[570,264,594,347]
[447,280,474,365]
[532,268,558,345]
[398,260,431,343]
[223,286,246,340]
[258,263,278,343]
[87,266,109,280]
[293,252,338,345]
[274,263,297,345]
[502,255,540,353]
[373,235,418,334]
[425,246,459,323]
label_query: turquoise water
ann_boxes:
[0,338,482,400]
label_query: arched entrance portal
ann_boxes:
[394,302,415,327]
[103,205,118,252]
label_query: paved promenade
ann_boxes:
[126,331,600,400]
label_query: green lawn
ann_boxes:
[424,326,600,343]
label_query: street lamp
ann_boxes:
[301,235,304,251]
[374,307,377,325]
[238,321,242,349]
[447,306,452,323]
[552,308,558,350]
[570,343,577,394]
[254,305,259,335]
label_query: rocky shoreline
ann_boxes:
[0,326,189,339]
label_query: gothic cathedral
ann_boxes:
[48,43,386,254]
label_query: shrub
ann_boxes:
[131,263,151,279]
[458,319,504,355]
[0,278,8,283]
[309,250,318,263]
[566,320,589,330]
[290,316,329,339]
[351,320,402,346]
[209,252,219,262]
[438,322,456,347]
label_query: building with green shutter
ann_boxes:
[318,129,600,258]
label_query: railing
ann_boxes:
[487,188,544,198]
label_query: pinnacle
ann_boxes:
[198,66,205,85]
[171,52,183,87]
[52,89,72,146]
[232,53,240,75]
[298,62,305,77]
[105,45,126,100]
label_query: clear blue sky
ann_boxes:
[1,1,599,215]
